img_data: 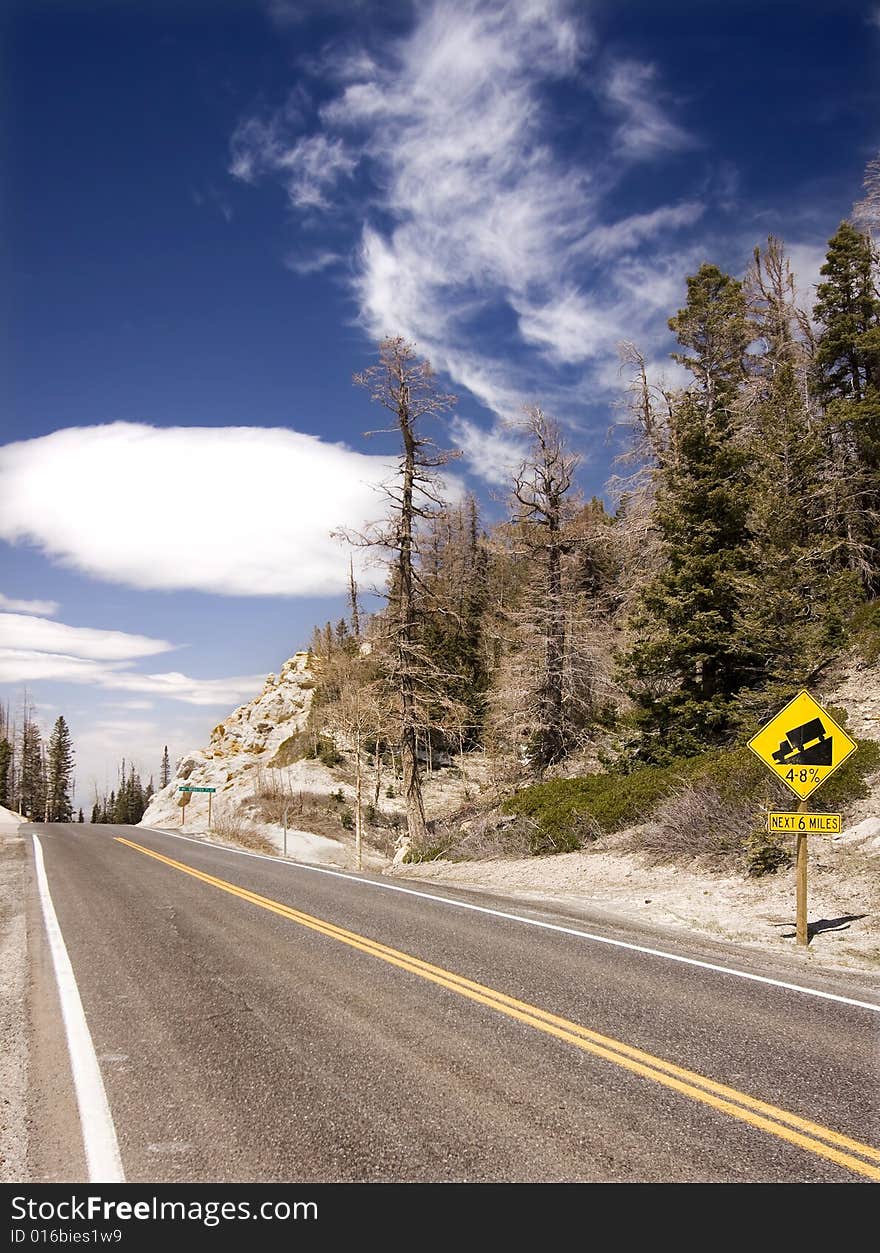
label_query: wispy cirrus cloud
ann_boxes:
[230,122,357,209]
[283,249,343,275]
[601,59,698,160]
[0,422,396,597]
[449,415,527,489]
[231,0,705,481]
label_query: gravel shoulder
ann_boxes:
[0,825,28,1182]
[390,831,880,979]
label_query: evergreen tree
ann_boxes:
[90,801,101,824]
[78,808,84,822]
[812,220,880,593]
[620,264,756,759]
[419,495,490,750]
[737,238,859,711]
[46,716,75,822]
[18,714,45,819]
[0,737,11,808]
[348,557,361,639]
[159,745,171,790]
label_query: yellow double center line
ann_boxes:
[115,837,880,1181]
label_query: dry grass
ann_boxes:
[211,809,277,856]
[416,810,593,861]
[619,779,762,871]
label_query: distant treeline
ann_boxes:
[0,698,79,821]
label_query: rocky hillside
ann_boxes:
[139,650,488,867]
[139,651,361,863]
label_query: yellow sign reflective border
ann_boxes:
[767,812,842,836]
[747,690,858,799]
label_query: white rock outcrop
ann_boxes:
[139,651,352,843]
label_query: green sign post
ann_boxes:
[178,785,217,828]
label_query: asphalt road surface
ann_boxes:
[22,823,880,1183]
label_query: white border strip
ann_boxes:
[32,834,125,1182]
[139,827,880,1014]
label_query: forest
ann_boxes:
[300,164,880,870]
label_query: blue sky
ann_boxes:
[2,0,879,806]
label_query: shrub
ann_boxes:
[501,738,880,867]
[850,601,880,665]
[316,737,344,767]
[743,827,792,877]
[339,806,354,830]
[401,840,452,864]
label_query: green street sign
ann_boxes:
[178,786,216,793]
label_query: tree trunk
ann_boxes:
[394,404,429,858]
[354,725,363,872]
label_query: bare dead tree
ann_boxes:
[351,336,458,859]
[506,407,581,773]
[853,151,880,239]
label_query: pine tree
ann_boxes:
[0,738,11,808]
[620,263,756,760]
[18,707,45,820]
[46,716,75,822]
[812,220,880,593]
[418,495,490,750]
[160,745,171,790]
[348,557,361,640]
[736,238,859,712]
[78,808,84,822]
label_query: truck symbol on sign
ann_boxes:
[771,717,833,767]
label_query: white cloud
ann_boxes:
[602,59,697,160]
[0,422,397,597]
[515,290,623,363]
[102,670,267,707]
[111,700,155,711]
[0,650,111,686]
[582,202,705,259]
[283,249,343,275]
[0,647,264,707]
[232,0,705,465]
[0,592,60,616]
[0,613,175,661]
[231,121,357,209]
[786,241,827,315]
[449,416,527,488]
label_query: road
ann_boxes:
[21,822,880,1183]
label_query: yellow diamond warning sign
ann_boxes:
[748,690,857,799]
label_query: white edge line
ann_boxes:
[32,834,125,1182]
[138,827,880,1015]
